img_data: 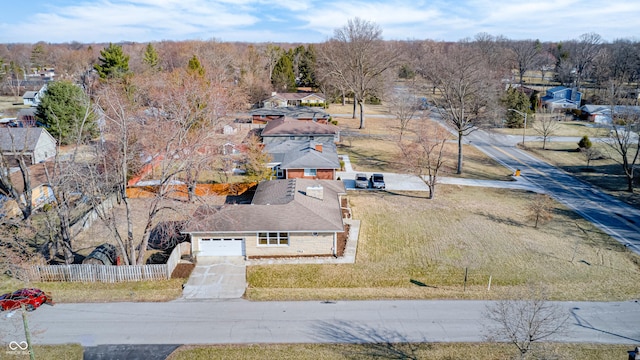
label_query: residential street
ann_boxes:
[2,299,639,346]
[464,127,640,255]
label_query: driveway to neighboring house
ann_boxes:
[337,155,540,193]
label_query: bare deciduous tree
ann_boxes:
[398,119,449,199]
[417,43,498,174]
[318,18,397,129]
[389,91,419,142]
[506,39,542,85]
[527,193,555,228]
[484,285,569,358]
[603,82,640,192]
[533,111,561,149]
[580,146,602,168]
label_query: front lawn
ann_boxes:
[247,187,640,301]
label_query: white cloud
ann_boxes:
[0,0,638,43]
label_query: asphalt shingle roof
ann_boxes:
[183,179,346,233]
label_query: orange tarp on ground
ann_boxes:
[126,183,257,199]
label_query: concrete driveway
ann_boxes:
[181,256,246,299]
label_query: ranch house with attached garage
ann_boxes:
[182,179,347,261]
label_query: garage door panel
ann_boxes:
[199,238,245,256]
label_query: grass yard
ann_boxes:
[0,276,186,303]
[2,344,83,360]
[339,136,512,180]
[2,342,631,359]
[166,343,633,360]
[247,186,640,301]
[492,120,611,138]
[0,96,25,116]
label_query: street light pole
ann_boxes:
[508,108,528,146]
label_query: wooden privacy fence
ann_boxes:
[25,264,168,283]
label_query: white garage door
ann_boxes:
[198,238,245,256]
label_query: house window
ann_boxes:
[258,232,289,246]
[304,168,317,176]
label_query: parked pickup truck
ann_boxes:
[369,173,386,189]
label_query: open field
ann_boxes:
[334,114,511,180]
[524,141,640,207]
[246,186,640,301]
[166,342,633,360]
[492,120,611,138]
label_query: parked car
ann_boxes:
[0,288,53,312]
[355,173,369,189]
[369,173,386,189]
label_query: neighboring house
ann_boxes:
[0,128,57,165]
[249,106,331,124]
[265,140,341,180]
[21,84,47,107]
[580,105,612,124]
[262,92,325,108]
[580,104,640,125]
[260,116,340,145]
[1,162,56,217]
[541,86,582,110]
[182,178,346,259]
[26,67,55,82]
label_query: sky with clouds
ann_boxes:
[1,0,639,44]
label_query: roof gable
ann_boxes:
[0,128,55,152]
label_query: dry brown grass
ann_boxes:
[167,343,633,360]
[0,96,25,116]
[492,120,610,138]
[2,344,83,360]
[247,186,640,301]
[339,134,511,180]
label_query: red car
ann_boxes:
[0,288,53,312]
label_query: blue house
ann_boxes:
[541,86,582,110]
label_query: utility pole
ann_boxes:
[508,108,528,146]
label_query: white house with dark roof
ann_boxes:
[260,116,339,145]
[22,84,47,107]
[182,179,347,260]
[0,127,56,165]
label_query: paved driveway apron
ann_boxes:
[182,256,246,299]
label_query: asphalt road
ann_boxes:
[1,299,639,346]
[464,127,640,255]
